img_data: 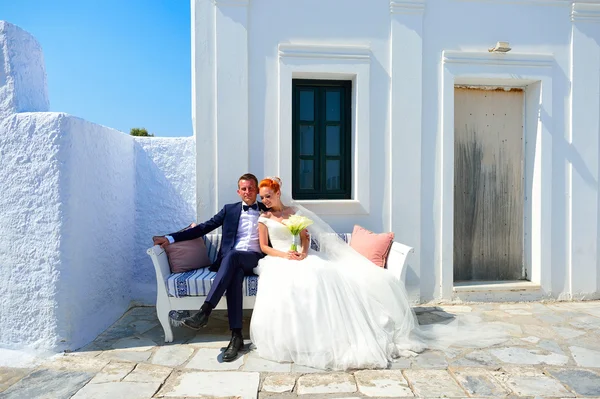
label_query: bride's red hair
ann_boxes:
[259,177,281,192]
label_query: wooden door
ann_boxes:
[453,87,525,281]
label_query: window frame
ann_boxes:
[291,79,352,200]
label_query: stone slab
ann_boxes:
[243,352,292,373]
[500,303,532,310]
[538,313,567,323]
[296,373,357,395]
[520,336,541,344]
[71,381,161,399]
[130,320,159,335]
[262,374,296,393]
[89,361,135,383]
[450,368,510,397]
[123,363,172,383]
[100,349,152,363]
[111,337,157,352]
[548,368,600,396]
[505,309,533,315]
[185,348,244,371]
[354,370,413,397]
[570,345,600,368]
[553,326,586,339]
[390,357,412,369]
[537,339,565,355]
[0,368,30,393]
[151,345,194,367]
[491,366,574,397]
[451,350,498,367]
[291,363,325,373]
[522,324,558,339]
[0,369,93,399]
[158,370,260,398]
[438,305,472,313]
[490,347,569,366]
[487,322,523,336]
[70,343,104,358]
[413,351,448,368]
[403,369,465,398]
[185,334,232,348]
[43,354,109,372]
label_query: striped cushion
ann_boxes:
[167,267,258,298]
[166,233,349,298]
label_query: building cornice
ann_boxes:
[390,0,426,14]
[212,0,250,6]
[571,2,600,22]
[443,51,554,68]
[278,44,371,61]
[455,0,569,6]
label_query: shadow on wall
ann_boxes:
[132,138,196,306]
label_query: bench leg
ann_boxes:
[156,297,174,343]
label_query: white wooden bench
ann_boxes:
[147,233,413,342]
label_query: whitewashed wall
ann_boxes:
[193,0,600,302]
[132,137,196,305]
[0,21,196,353]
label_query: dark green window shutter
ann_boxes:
[292,79,352,200]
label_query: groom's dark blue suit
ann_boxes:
[169,201,268,330]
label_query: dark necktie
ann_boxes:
[243,203,258,212]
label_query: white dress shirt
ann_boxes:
[234,204,261,253]
[165,203,262,253]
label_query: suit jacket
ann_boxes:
[169,201,268,271]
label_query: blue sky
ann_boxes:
[3,0,192,137]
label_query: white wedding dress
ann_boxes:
[250,216,428,370]
[250,215,507,371]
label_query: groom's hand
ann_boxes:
[153,236,170,249]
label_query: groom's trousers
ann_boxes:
[205,250,263,330]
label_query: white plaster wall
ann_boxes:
[0,112,196,352]
[193,0,600,302]
[0,112,63,351]
[420,1,572,301]
[55,115,135,351]
[132,137,196,305]
[0,112,136,352]
[0,21,49,119]
[0,20,197,352]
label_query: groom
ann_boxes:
[153,173,268,361]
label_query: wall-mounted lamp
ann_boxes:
[488,41,511,53]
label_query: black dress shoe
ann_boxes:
[182,311,209,330]
[222,335,244,362]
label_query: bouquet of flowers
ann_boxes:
[282,215,314,251]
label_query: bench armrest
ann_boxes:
[147,245,171,299]
[386,241,413,284]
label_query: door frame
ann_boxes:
[438,51,554,300]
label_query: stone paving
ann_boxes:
[1,301,600,398]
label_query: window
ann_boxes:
[292,79,352,200]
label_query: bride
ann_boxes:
[250,177,506,371]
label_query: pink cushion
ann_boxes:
[349,225,394,268]
[165,238,211,273]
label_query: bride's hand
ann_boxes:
[286,251,306,261]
